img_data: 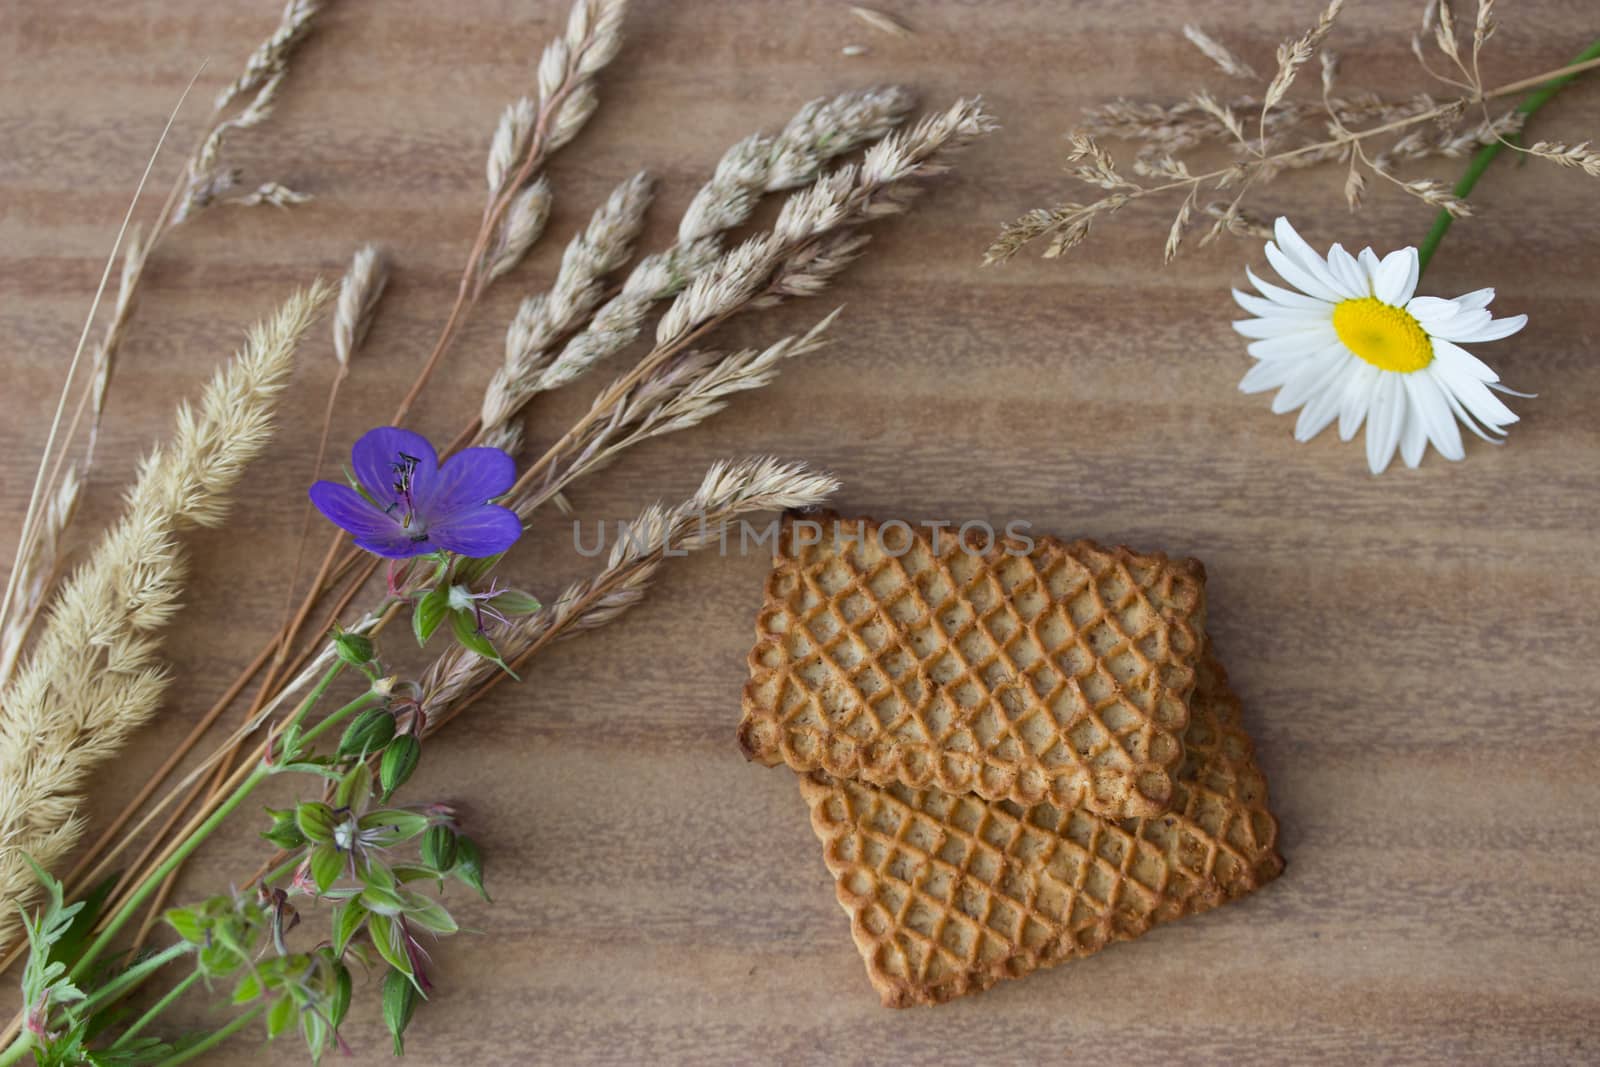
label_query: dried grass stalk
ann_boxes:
[0,283,331,948]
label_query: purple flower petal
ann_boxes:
[350,427,437,507]
[423,447,517,519]
[309,482,398,542]
[353,530,438,559]
[427,504,523,558]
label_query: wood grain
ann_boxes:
[2,1,1598,1064]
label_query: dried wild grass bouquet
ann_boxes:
[0,0,993,1061]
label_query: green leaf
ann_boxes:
[295,802,337,845]
[359,882,408,917]
[491,588,542,615]
[164,907,205,945]
[357,809,430,846]
[452,610,520,678]
[451,552,504,586]
[48,873,117,971]
[333,762,371,811]
[412,587,450,646]
[379,735,421,797]
[266,992,297,1039]
[309,843,343,894]
[382,967,419,1055]
[331,899,368,957]
[232,971,263,1004]
[366,914,410,977]
[401,893,458,936]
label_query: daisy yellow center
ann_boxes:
[1332,297,1433,373]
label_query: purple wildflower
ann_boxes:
[309,427,521,559]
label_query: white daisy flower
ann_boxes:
[1234,217,1528,474]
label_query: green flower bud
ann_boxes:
[333,631,375,666]
[453,835,488,900]
[328,961,353,1029]
[379,735,422,796]
[336,708,395,759]
[261,807,307,851]
[421,825,458,872]
[382,967,419,1056]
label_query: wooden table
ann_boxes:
[2,1,1597,1063]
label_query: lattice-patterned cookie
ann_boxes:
[740,514,1207,818]
[799,646,1282,1007]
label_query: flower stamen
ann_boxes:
[1332,297,1433,373]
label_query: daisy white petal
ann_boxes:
[1338,361,1381,441]
[1239,356,1299,394]
[1405,295,1460,322]
[1440,312,1527,344]
[1452,287,1495,311]
[1400,401,1429,467]
[1246,265,1328,310]
[1247,329,1339,359]
[1292,355,1356,438]
[1272,217,1351,298]
[1373,248,1420,305]
[1233,316,1335,340]
[1432,338,1501,383]
[1266,242,1345,303]
[1403,371,1464,461]
[1270,346,1348,414]
[1357,247,1381,285]
[1232,288,1330,320]
[1449,372,1520,429]
[1326,243,1370,299]
[1366,374,1407,474]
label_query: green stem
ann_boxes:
[274,660,347,760]
[0,1035,28,1066]
[110,968,202,1050]
[1417,38,1600,276]
[152,1003,263,1067]
[61,941,191,1024]
[260,854,303,889]
[69,764,271,986]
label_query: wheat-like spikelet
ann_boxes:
[0,469,82,691]
[479,172,656,447]
[0,283,331,948]
[1182,23,1258,80]
[535,86,916,398]
[178,0,325,224]
[483,178,554,283]
[419,457,838,721]
[213,0,321,113]
[332,244,390,368]
[472,0,628,291]
[521,309,839,513]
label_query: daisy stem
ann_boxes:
[1417,38,1600,276]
